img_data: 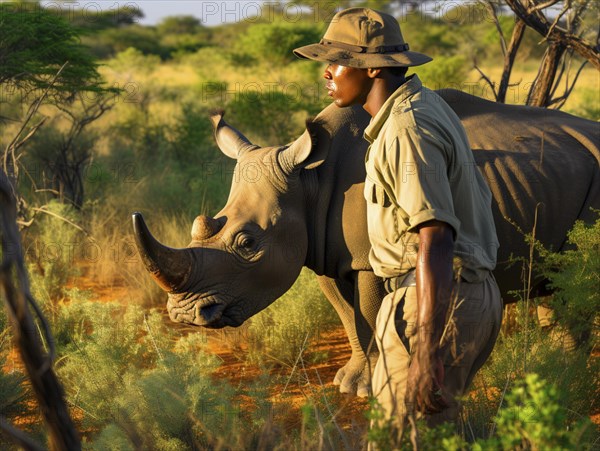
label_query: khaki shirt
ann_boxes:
[363,75,498,283]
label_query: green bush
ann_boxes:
[227,90,307,144]
[245,269,339,366]
[539,216,600,348]
[412,55,470,90]
[24,201,83,302]
[232,21,324,65]
[53,301,288,449]
[465,324,599,439]
[488,373,593,450]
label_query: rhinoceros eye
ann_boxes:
[240,236,255,249]
[234,233,256,252]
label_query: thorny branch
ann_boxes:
[0,171,80,450]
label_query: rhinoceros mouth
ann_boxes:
[167,292,243,328]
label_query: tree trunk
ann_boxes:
[527,43,566,107]
[498,19,526,103]
[504,0,600,70]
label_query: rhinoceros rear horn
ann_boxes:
[279,120,328,173]
[210,110,259,159]
[132,213,193,292]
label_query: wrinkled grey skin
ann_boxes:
[133,89,600,397]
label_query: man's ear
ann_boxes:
[367,68,382,79]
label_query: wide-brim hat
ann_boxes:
[294,7,432,68]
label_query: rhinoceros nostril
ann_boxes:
[192,215,222,240]
[199,303,225,323]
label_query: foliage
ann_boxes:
[466,321,599,437]
[24,201,83,302]
[55,301,244,447]
[0,342,35,448]
[94,25,170,59]
[108,47,162,74]
[53,299,303,449]
[537,216,600,348]
[157,15,203,35]
[227,90,307,144]
[49,3,143,31]
[245,269,339,365]
[488,373,593,450]
[0,3,107,101]
[232,21,324,65]
[413,55,470,89]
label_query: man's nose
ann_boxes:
[323,65,332,80]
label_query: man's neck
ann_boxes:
[363,76,407,118]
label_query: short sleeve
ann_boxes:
[384,127,461,236]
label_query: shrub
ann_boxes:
[464,323,599,439]
[244,269,339,366]
[24,201,83,302]
[227,90,306,143]
[486,373,594,450]
[412,55,470,90]
[538,215,600,348]
[232,21,323,65]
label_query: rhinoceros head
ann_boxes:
[133,112,328,328]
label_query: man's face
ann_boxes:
[323,64,372,108]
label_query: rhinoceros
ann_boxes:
[133,90,600,397]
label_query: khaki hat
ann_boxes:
[294,7,432,68]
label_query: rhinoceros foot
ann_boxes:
[333,352,377,398]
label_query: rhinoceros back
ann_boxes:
[439,89,600,299]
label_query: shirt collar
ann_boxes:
[364,74,423,143]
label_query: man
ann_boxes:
[293,7,503,438]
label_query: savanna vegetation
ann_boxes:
[0,0,598,449]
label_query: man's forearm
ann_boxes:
[415,221,454,355]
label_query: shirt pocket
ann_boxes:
[364,177,405,245]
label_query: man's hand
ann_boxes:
[406,348,448,414]
[405,220,454,415]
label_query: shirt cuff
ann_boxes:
[407,209,461,238]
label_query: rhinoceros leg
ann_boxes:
[317,274,380,397]
[354,271,386,356]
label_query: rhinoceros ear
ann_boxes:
[210,110,259,159]
[279,120,328,174]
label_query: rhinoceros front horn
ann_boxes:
[132,213,193,292]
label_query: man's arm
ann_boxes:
[406,219,454,414]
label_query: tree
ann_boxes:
[477,0,599,107]
[157,15,203,35]
[28,93,115,209]
[0,3,115,220]
[0,3,105,102]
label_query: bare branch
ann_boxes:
[3,63,69,177]
[0,172,81,450]
[549,59,589,108]
[0,417,45,451]
[528,0,561,13]
[498,19,527,102]
[473,63,499,100]
[504,0,600,69]
[31,206,89,236]
[545,0,572,42]
[483,0,508,56]
[549,49,572,99]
